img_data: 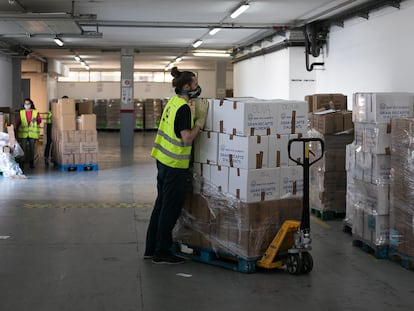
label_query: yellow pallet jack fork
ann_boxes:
[257,137,324,274]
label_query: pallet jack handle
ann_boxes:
[288,138,324,231]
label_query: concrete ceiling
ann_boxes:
[0,0,378,72]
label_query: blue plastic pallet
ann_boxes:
[352,238,388,259]
[57,163,99,172]
[174,243,258,273]
[388,248,414,270]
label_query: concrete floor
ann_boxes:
[0,131,413,311]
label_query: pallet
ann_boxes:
[352,238,388,259]
[311,208,346,221]
[174,243,258,273]
[57,163,99,172]
[388,248,414,270]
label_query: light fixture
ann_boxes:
[80,61,86,66]
[74,55,81,62]
[192,39,203,48]
[209,28,222,36]
[84,65,90,70]
[175,57,182,63]
[54,37,64,47]
[193,52,231,57]
[230,1,250,19]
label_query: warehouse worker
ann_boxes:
[43,100,53,166]
[16,98,42,169]
[145,66,208,264]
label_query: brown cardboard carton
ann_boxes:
[312,94,347,111]
[77,101,94,115]
[55,114,76,131]
[77,114,96,131]
[53,98,76,116]
[305,95,313,113]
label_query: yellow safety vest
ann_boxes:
[18,109,40,139]
[151,96,194,169]
[46,111,52,124]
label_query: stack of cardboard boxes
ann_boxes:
[144,98,163,129]
[174,97,308,259]
[346,92,414,247]
[52,97,98,166]
[305,94,353,216]
[389,118,414,258]
[134,100,145,130]
[94,99,108,129]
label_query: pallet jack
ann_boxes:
[256,137,324,274]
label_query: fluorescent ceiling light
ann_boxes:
[80,61,86,66]
[230,2,250,19]
[193,52,231,57]
[74,55,81,62]
[209,28,221,35]
[54,37,64,47]
[84,65,90,70]
[192,40,203,48]
[175,57,182,63]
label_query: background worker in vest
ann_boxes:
[43,100,53,166]
[16,98,42,169]
[145,66,209,264]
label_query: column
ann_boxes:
[120,48,135,148]
[215,61,227,99]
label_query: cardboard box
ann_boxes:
[228,167,280,203]
[313,112,343,134]
[277,100,308,134]
[192,98,215,131]
[58,142,80,154]
[193,131,219,164]
[77,101,94,115]
[341,111,353,131]
[305,95,313,113]
[193,162,211,180]
[52,98,76,116]
[371,154,391,185]
[85,153,98,164]
[354,180,389,215]
[363,211,389,246]
[268,133,306,168]
[210,165,229,193]
[77,114,96,131]
[80,142,99,153]
[363,123,391,155]
[218,133,269,169]
[55,114,76,131]
[280,166,303,197]
[353,92,414,123]
[214,98,278,136]
[312,94,347,111]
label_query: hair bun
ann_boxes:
[170,66,181,78]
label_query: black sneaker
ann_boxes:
[152,254,185,265]
[143,254,153,259]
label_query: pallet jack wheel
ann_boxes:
[286,253,302,275]
[301,252,313,274]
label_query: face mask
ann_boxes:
[187,85,202,99]
[24,105,31,110]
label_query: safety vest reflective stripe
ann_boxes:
[152,142,191,160]
[18,109,40,139]
[155,128,192,147]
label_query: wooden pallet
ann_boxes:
[57,163,99,172]
[311,208,346,221]
[174,243,258,273]
[352,238,388,259]
[388,248,414,270]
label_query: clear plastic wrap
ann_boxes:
[308,129,353,213]
[173,174,303,260]
[0,132,25,178]
[389,118,414,257]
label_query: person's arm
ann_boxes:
[180,125,201,145]
[36,111,41,125]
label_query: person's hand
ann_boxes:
[194,99,209,130]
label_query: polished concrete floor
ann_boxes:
[0,131,413,311]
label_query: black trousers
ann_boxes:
[44,123,52,159]
[145,160,189,257]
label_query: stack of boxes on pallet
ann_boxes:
[389,118,414,259]
[134,100,145,130]
[52,97,98,166]
[174,97,308,259]
[346,93,414,248]
[94,99,108,129]
[144,99,163,130]
[305,94,354,217]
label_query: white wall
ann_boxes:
[0,55,13,107]
[316,2,414,108]
[233,47,316,100]
[57,70,228,100]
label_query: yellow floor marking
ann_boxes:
[310,215,331,229]
[24,202,153,209]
